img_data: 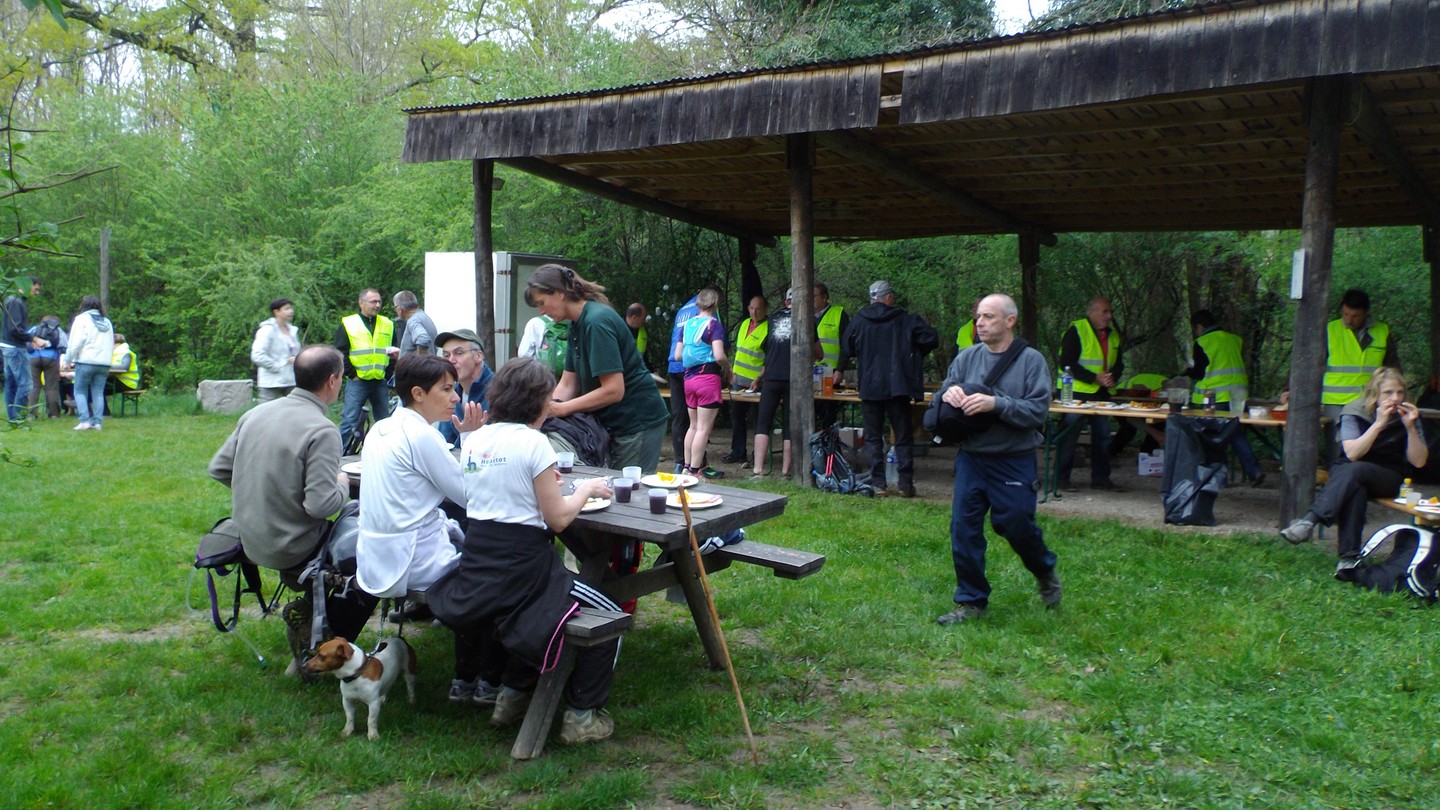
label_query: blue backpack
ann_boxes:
[681,316,717,368]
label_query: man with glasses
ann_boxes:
[334,288,400,451]
[435,328,492,445]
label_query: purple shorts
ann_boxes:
[684,372,723,409]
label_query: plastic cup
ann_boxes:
[648,488,668,515]
[556,452,574,474]
[614,478,633,503]
[623,466,642,488]
[1406,491,1422,506]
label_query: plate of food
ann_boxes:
[1126,401,1163,411]
[341,461,363,476]
[667,491,723,509]
[580,497,611,513]
[1415,505,1440,516]
[641,472,700,489]
[1094,402,1128,410]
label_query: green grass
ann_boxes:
[3,395,1440,807]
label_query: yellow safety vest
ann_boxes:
[732,317,768,385]
[635,325,648,357]
[1191,329,1248,404]
[1323,319,1389,405]
[1063,318,1120,395]
[111,344,139,389]
[342,313,395,380]
[1122,373,1169,393]
[955,319,976,351]
[816,305,844,370]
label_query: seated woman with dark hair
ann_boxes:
[427,356,620,746]
[356,353,485,599]
[1281,367,1429,577]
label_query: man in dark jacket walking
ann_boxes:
[2,276,40,421]
[839,280,940,497]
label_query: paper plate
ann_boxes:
[1094,402,1128,410]
[667,492,723,509]
[580,498,611,513]
[1414,505,1440,516]
[340,461,363,476]
[641,473,700,489]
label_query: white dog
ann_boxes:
[302,636,416,740]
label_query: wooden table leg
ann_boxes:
[510,645,576,760]
[668,547,727,670]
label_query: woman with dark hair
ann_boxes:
[355,353,485,600]
[251,297,300,402]
[63,295,114,431]
[524,264,669,472]
[1281,367,1429,576]
[428,357,620,744]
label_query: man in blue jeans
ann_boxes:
[935,293,1060,625]
[2,276,40,421]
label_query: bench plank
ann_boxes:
[564,608,633,644]
[714,540,825,580]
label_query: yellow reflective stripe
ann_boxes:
[1325,365,1372,373]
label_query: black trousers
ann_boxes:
[453,619,617,710]
[861,397,914,490]
[1310,460,1404,558]
[668,372,689,466]
[729,398,754,457]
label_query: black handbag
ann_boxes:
[924,339,1029,442]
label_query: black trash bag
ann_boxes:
[1160,415,1239,526]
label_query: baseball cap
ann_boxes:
[434,328,485,353]
[869,280,894,301]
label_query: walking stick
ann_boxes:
[677,484,761,765]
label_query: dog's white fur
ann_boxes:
[302,636,416,740]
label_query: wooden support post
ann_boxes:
[1427,226,1440,385]
[787,134,816,488]
[1281,77,1342,527]
[473,160,496,357]
[1019,229,1040,345]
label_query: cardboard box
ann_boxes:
[838,427,863,449]
[1138,450,1164,477]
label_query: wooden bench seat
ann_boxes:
[714,540,826,580]
[511,607,634,760]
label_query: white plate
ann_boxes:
[1093,402,1128,410]
[667,492,723,509]
[641,473,700,489]
[1415,505,1440,515]
[581,498,611,513]
[341,461,363,476]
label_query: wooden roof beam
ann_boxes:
[500,156,778,247]
[1345,77,1440,228]
[814,131,1058,245]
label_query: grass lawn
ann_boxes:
[2,396,1439,808]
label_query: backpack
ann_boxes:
[1344,524,1440,602]
[31,319,61,353]
[681,316,716,368]
[192,517,271,633]
[810,425,873,496]
[536,318,569,377]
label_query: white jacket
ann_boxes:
[250,317,298,389]
[66,310,115,366]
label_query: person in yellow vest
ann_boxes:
[1055,296,1124,491]
[334,288,399,451]
[722,294,768,464]
[1183,310,1265,486]
[109,334,140,391]
[624,302,649,370]
[1324,289,1398,413]
[813,283,849,428]
[955,297,981,354]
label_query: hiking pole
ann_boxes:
[677,485,761,765]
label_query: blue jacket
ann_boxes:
[437,363,494,444]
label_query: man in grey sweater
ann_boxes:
[935,293,1061,625]
[209,345,376,648]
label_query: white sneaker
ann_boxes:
[73,422,91,431]
[91,423,102,431]
[559,708,614,744]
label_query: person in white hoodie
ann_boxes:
[251,297,300,403]
[64,295,115,431]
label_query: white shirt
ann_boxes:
[517,316,548,359]
[460,421,556,530]
[357,407,464,597]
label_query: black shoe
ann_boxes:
[1251,472,1267,488]
[1036,570,1062,609]
[389,601,434,625]
[720,453,746,464]
[1091,479,1124,492]
[1059,479,1079,493]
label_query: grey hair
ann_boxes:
[393,290,419,310]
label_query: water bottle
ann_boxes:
[1060,367,1074,404]
[885,447,899,487]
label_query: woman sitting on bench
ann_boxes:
[428,357,621,746]
[1280,367,1429,577]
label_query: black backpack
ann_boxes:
[1343,524,1440,602]
[32,318,61,351]
[810,425,873,496]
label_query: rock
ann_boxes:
[197,379,253,413]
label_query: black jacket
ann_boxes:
[2,294,28,347]
[840,302,940,401]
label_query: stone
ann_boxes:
[197,379,254,413]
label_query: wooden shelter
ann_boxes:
[402,0,1440,521]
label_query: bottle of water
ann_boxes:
[1060,366,1074,404]
[885,447,899,487]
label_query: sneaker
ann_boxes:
[448,678,477,703]
[1334,556,1362,581]
[559,708,615,745]
[1090,479,1123,492]
[935,604,988,625]
[73,422,91,431]
[699,465,726,480]
[748,472,768,481]
[489,687,532,728]
[1037,570,1062,609]
[1280,518,1316,545]
[472,679,501,707]
[91,423,102,431]
[697,535,725,555]
[898,486,916,499]
[673,463,686,474]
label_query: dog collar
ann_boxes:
[341,673,362,683]
[340,649,367,683]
